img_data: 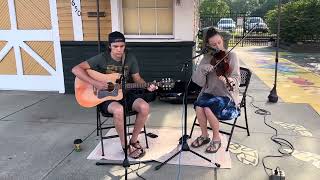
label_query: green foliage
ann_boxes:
[230,0,261,14]
[199,0,230,16]
[265,0,320,43]
[252,0,278,16]
[252,0,296,16]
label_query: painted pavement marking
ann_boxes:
[229,142,259,166]
[284,149,320,169]
[272,121,313,137]
[236,47,320,114]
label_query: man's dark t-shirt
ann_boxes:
[86,50,155,109]
[87,50,139,77]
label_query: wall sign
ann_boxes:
[71,0,83,41]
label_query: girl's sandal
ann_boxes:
[191,136,211,148]
[205,140,221,153]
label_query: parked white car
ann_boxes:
[217,18,236,32]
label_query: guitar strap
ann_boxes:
[121,51,126,74]
[121,52,126,65]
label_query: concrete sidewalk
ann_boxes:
[0,47,320,180]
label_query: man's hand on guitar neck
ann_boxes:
[147,83,158,92]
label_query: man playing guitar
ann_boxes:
[72,31,157,159]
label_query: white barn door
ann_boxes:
[0,0,65,93]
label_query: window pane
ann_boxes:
[122,0,173,36]
[123,9,139,35]
[157,0,172,8]
[140,9,156,35]
[123,0,138,8]
[139,0,155,8]
[157,9,173,35]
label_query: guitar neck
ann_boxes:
[126,82,154,89]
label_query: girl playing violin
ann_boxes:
[191,27,241,153]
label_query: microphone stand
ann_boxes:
[120,59,130,179]
[95,54,131,177]
[93,2,154,178]
[95,54,155,179]
[155,51,221,170]
[268,0,281,103]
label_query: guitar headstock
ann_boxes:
[157,78,175,90]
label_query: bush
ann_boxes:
[265,0,320,43]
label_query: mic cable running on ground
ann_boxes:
[247,94,294,177]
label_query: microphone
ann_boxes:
[196,46,220,55]
[206,46,220,54]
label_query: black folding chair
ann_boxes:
[96,105,149,156]
[190,67,252,151]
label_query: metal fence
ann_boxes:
[199,13,277,47]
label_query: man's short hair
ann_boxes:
[108,31,125,44]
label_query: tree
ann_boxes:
[252,0,278,16]
[199,0,230,16]
[265,0,320,43]
[251,0,294,16]
[230,0,261,14]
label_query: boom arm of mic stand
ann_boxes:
[181,52,206,72]
[191,25,258,71]
[210,23,261,70]
[227,22,260,53]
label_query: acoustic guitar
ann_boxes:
[74,69,175,108]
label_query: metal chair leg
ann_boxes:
[143,125,149,148]
[244,101,250,136]
[96,108,100,136]
[226,118,238,151]
[189,116,197,138]
[98,114,105,156]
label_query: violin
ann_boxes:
[203,26,259,91]
[210,50,234,91]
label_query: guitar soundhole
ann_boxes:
[106,82,115,92]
